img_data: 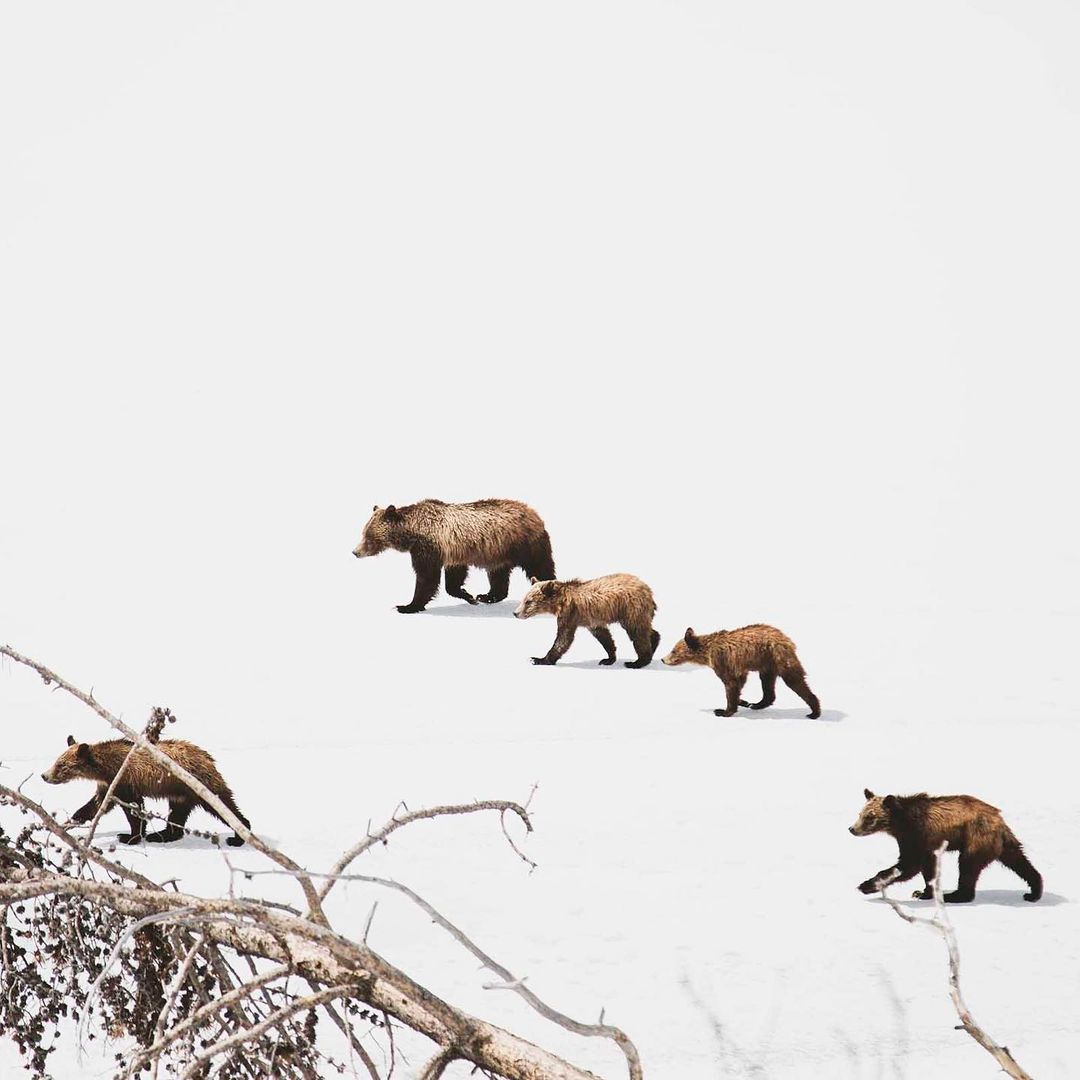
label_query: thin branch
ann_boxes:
[316,993,383,1080]
[320,799,533,902]
[880,842,1032,1080]
[418,1047,458,1080]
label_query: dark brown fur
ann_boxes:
[514,574,660,668]
[661,624,820,718]
[42,735,251,846]
[353,498,555,613]
[850,789,1043,903]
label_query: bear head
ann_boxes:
[848,789,900,836]
[353,505,401,558]
[41,736,99,786]
[661,628,707,666]
[513,579,563,619]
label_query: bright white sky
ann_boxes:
[2,0,1078,734]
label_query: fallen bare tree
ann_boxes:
[0,644,642,1080]
[878,842,1032,1080]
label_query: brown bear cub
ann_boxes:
[661,624,820,718]
[850,789,1043,903]
[353,498,555,613]
[41,736,251,847]
[513,574,660,668]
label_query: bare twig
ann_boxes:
[320,799,534,902]
[879,842,1032,1080]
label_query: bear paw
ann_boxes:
[396,604,426,614]
[598,657,616,666]
[857,879,880,894]
[226,835,246,847]
[531,657,555,666]
[117,833,142,845]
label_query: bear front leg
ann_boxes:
[533,620,576,665]
[714,674,746,717]
[913,854,938,899]
[117,798,147,845]
[589,627,618,665]
[70,793,102,825]
[444,565,477,605]
[477,566,511,604]
[858,856,920,894]
[746,671,777,711]
[398,545,441,613]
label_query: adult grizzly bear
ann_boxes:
[661,624,820,718]
[513,574,660,668]
[353,499,555,613]
[850,789,1043,903]
[41,735,251,847]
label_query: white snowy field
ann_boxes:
[2,2,1079,1078]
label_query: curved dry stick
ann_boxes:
[320,799,533,902]
[149,933,205,1080]
[879,843,1032,1080]
[0,644,329,926]
[340,873,643,1080]
[418,1047,458,1079]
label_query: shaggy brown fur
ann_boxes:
[513,574,660,668]
[661,624,821,718]
[353,498,555,613]
[41,735,250,846]
[850,789,1042,903]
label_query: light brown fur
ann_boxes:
[353,498,555,612]
[42,736,250,846]
[514,574,661,667]
[850,789,1043,902]
[661,624,821,718]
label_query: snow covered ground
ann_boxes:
[2,3,1078,1078]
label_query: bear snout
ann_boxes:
[848,826,857,834]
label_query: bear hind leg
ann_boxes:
[623,621,657,668]
[478,566,511,604]
[590,627,618,665]
[117,794,147,845]
[1000,838,1043,902]
[781,669,821,719]
[519,533,555,583]
[146,799,194,844]
[945,852,990,903]
[444,565,477,605]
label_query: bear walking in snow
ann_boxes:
[41,735,251,847]
[353,499,555,613]
[661,624,821,718]
[849,789,1043,903]
[514,574,660,668]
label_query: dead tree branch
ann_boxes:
[879,842,1033,1080]
[0,643,639,1080]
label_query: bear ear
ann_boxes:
[684,628,699,647]
[882,795,897,810]
[384,504,399,518]
[75,743,92,761]
[372,504,380,512]
[67,734,76,746]
[529,576,538,585]
[863,787,875,800]
[541,581,557,597]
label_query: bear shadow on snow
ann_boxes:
[696,704,847,722]
[874,889,1067,908]
[422,601,516,619]
[97,829,275,852]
